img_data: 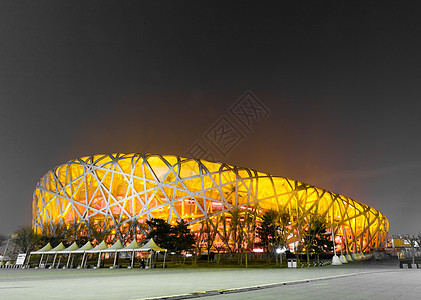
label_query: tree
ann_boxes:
[217,215,232,252]
[86,219,113,245]
[256,208,291,264]
[228,208,244,254]
[402,234,420,265]
[302,213,333,263]
[14,226,39,254]
[146,218,174,250]
[243,208,258,252]
[242,208,257,267]
[194,222,205,256]
[256,209,279,254]
[65,222,90,246]
[0,234,7,248]
[173,219,195,253]
[146,218,195,254]
[277,208,291,249]
[205,218,220,262]
[37,222,68,247]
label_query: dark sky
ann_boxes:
[1,1,421,239]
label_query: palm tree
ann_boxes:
[203,217,219,263]
[242,208,257,267]
[193,221,205,259]
[228,207,244,253]
[217,214,232,252]
[302,213,332,263]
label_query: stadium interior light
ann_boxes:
[32,153,389,252]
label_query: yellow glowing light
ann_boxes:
[33,153,389,251]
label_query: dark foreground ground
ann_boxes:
[0,258,419,300]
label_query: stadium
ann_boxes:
[33,153,389,253]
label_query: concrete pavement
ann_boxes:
[0,260,416,300]
[205,270,421,300]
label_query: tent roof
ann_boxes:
[117,239,140,252]
[30,242,52,254]
[86,241,109,253]
[73,241,94,253]
[101,240,123,252]
[44,242,66,254]
[138,238,167,252]
[61,242,80,253]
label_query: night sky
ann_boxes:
[1,1,421,240]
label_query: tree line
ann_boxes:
[4,208,337,263]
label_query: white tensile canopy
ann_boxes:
[138,238,167,252]
[73,241,94,253]
[72,241,93,269]
[61,242,80,253]
[52,242,80,269]
[116,240,140,268]
[34,242,65,268]
[44,242,66,254]
[115,238,168,268]
[84,240,109,268]
[85,240,108,253]
[117,239,140,252]
[101,240,123,252]
[137,238,167,269]
[101,240,124,268]
[26,242,53,268]
[28,238,168,269]
[30,242,52,254]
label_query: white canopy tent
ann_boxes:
[118,239,140,251]
[117,240,140,268]
[72,241,93,269]
[27,242,52,268]
[27,238,168,269]
[44,242,66,254]
[85,240,108,253]
[101,240,123,252]
[136,238,168,268]
[74,241,94,252]
[101,240,124,268]
[38,242,66,268]
[85,241,109,268]
[30,242,53,254]
[56,242,80,269]
[113,238,168,268]
[138,238,167,252]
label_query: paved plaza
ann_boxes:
[206,270,421,300]
[0,260,419,300]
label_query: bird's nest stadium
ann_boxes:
[33,153,389,252]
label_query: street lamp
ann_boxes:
[276,246,286,267]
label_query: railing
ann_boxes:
[299,259,331,268]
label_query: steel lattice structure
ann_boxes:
[33,153,389,252]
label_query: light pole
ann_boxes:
[276,247,286,267]
[1,236,11,264]
[410,236,415,266]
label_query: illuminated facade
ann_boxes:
[33,153,389,252]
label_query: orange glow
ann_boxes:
[33,153,389,251]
